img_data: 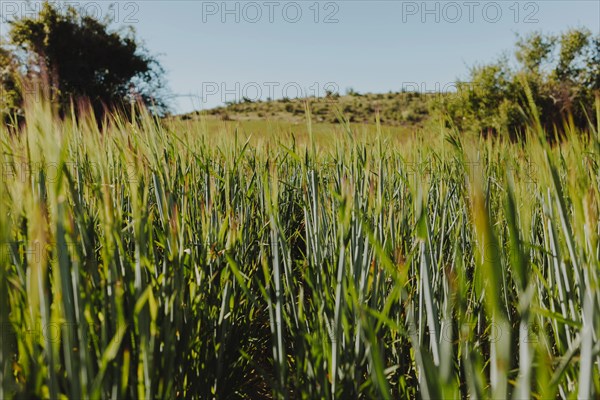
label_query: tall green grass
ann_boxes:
[0,98,598,398]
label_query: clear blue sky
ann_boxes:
[2,1,599,113]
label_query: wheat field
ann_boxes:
[0,99,599,399]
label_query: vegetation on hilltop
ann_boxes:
[191,90,435,127]
[191,28,599,139]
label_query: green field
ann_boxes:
[1,100,599,399]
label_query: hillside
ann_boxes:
[182,91,444,127]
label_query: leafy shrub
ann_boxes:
[441,29,599,138]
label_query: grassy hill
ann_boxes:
[182,91,443,127]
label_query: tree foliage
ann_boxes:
[441,29,599,138]
[0,46,23,120]
[1,1,168,121]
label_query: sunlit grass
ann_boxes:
[0,98,598,399]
